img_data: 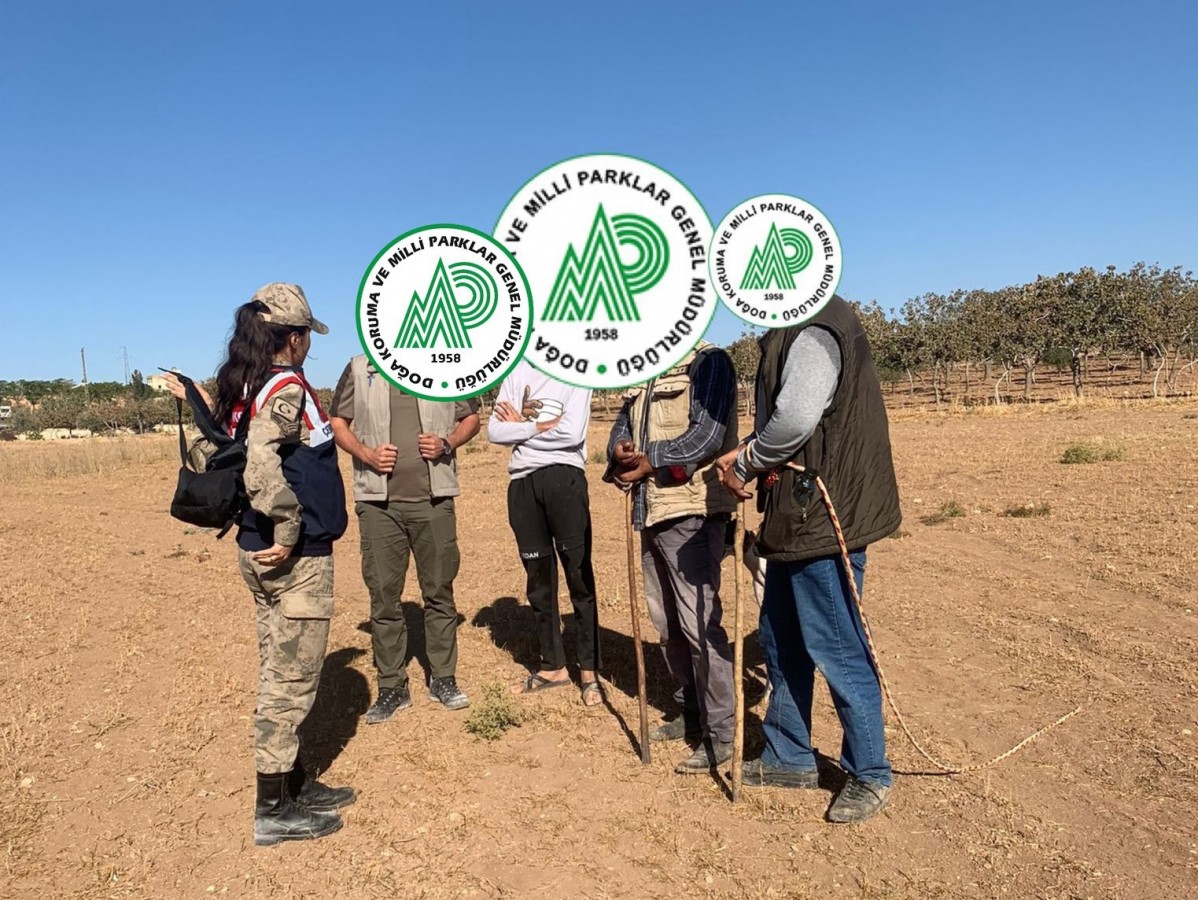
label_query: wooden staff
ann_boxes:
[624,490,650,764]
[731,500,747,801]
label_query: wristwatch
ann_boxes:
[440,438,453,458]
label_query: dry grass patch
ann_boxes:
[0,436,176,484]
[922,500,966,525]
[1002,502,1052,518]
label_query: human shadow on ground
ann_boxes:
[472,595,768,766]
[297,647,371,777]
[356,603,467,686]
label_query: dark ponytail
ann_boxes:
[213,301,309,427]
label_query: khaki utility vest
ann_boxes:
[349,354,461,502]
[628,342,738,528]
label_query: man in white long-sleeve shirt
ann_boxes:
[488,361,602,706]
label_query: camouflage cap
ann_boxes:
[251,283,329,335]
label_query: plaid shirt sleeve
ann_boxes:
[644,350,736,470]
[601,400,634,484]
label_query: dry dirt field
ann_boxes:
[2,401,1196,899]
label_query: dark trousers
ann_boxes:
[506,465,600,671]
[357,498,461,689]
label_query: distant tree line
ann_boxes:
[722,262,1197,407]
[0,370,194,438]
[5,262,1194,436]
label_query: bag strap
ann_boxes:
[175,397,188,466]
[232,404,252,443]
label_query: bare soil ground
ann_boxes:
[2,401,1196,899]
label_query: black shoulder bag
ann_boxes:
[167,374,251,538]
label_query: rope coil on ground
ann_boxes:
[781,462,1083,774]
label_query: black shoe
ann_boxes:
[674,738,734,774]
[254,772,342,847]
[288,760,356,812]
[428,676,470,711]
[649,714,702,743]
[827,777,892,824]
[365,684,412,724]
[740,758,820,789]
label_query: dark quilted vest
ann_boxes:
[754,295,902,562]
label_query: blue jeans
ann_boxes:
[758,549,893,786]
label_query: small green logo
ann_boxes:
[396,259,498,349]
[740,222,813,290]
[543,205,669,322]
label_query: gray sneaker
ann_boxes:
[740,758,820,789]
[365,684,411,724]
[428,676,470,711]
[827,778,892,824]
[675,739,733,774]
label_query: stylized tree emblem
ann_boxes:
[741,222,813,291]
[543,206,669,322]
[396,259,498,349]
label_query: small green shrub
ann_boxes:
[1001,502,1052,518]
[464,681,522,741]
[1061,441,1125,464]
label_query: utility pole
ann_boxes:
[80,347,89,403]
[122,347,130,385]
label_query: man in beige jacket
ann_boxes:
[330,355,479,721]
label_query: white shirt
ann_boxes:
[487,361,591,479]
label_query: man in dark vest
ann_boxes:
[717,295,902,824]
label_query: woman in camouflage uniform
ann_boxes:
[167,283,352,846]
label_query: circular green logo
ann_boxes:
[356,224,534,400]
[710,194,842,328]
[494,153,716,389]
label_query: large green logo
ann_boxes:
[395,259,498,349]
[542,205,669,322]
[740,222,813,291]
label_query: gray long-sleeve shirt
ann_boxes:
[733,326,841,482]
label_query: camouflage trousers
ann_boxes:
[238,550,334,775]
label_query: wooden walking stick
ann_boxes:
[731,500,747,802]
[624,490,651,764]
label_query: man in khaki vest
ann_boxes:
[604,341,739,774]
[329,355,480,721]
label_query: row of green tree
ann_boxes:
[0,371,188,438]
[0,370,161,406]
[723,262,1197,405]
[861,262,1196,402]
[2,394,188,438]
[4,261,1194,432]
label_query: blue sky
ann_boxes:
[2,1,1195,388]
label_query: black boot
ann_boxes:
[254,771,343,847]
[287,760,357,812]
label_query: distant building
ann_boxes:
[145,374,172,393]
